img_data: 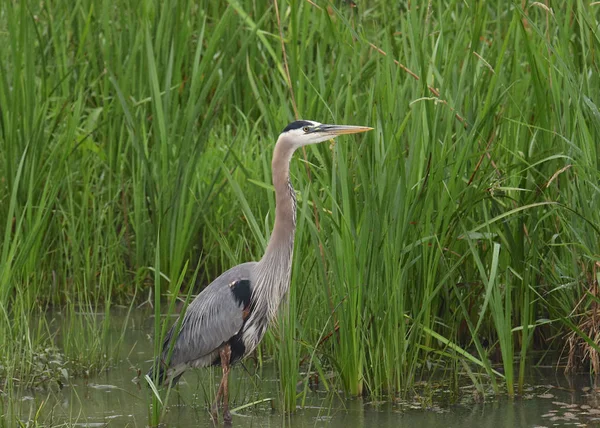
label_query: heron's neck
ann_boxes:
[269,142,297,253]
[253,141,297,317]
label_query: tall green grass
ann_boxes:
[1,0,600,422]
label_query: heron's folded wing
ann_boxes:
[161,270,253,367]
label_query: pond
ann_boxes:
[4,310,600,427]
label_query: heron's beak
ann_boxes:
[317,124,373,136]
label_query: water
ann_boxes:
[5,311,600,427]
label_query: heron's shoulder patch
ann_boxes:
[282,120,313,133]
[229,279,251,309]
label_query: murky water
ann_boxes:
[5,310,600,427]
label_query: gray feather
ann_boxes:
[157,262,256,382]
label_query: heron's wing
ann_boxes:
[162,262,255,368]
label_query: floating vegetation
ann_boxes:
[540,401,600,425]
[0,346,99,390]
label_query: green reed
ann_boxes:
[1,0,600,423]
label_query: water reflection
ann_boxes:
[5,311,600,427]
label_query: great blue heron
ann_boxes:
[148,120,372,423]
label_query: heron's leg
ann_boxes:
[220,344,232,423]
[210,377,225,421]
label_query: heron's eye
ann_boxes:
[302,126,310,133]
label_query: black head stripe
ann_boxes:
[282,120,313,133]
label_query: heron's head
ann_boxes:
[279,120,372,148]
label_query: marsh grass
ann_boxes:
[1,0,600,423]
